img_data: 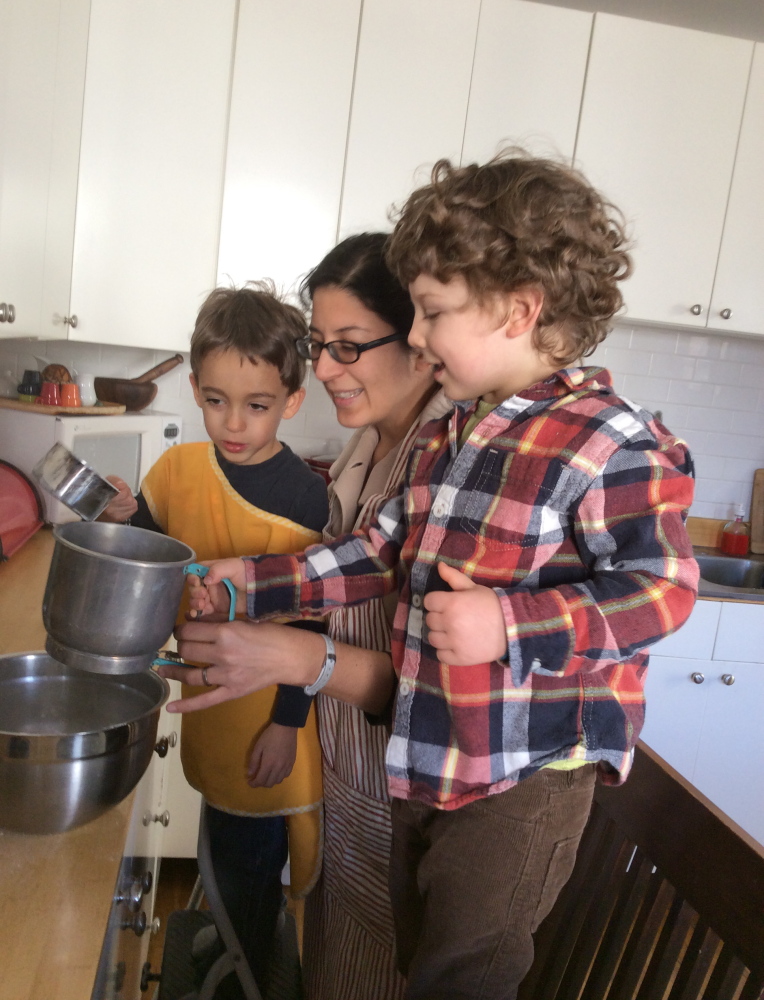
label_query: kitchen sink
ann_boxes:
[695,553,764,599]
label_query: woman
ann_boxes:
[164,233,450,999]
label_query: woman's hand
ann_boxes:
[247,723,298,788]
[424,562,507,665]
[98,476,138,523]
[158,619,325,712]
[186,558,248,618]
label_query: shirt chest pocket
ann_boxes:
[457,449,564,551]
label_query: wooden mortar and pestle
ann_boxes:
[94,354,184,411]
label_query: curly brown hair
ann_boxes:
[386,151,632,365]
[190,281,307,394]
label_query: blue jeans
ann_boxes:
[206,806,288,996]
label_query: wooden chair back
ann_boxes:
[518,743,764,1000]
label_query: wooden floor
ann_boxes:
[146,858,304,982]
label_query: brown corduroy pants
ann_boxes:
[389,764,596,1000]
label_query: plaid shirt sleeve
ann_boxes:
[495,436,698,687]
[243,490,408,620]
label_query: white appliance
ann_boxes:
[0,408,181,523]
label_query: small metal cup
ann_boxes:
[32,442,120,521]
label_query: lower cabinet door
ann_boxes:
[641,654,709,781]
[691,661,764,846]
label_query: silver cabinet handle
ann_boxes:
[0,303,6,322]
[689,304,703,316]
[63,314,78,328]
[719,308,732,320]
[691,672,705,684]
[721,673,735,686]
[143,810,170,827]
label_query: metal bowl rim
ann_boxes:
[52,521,195,569]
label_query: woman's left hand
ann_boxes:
[157,619,320,712]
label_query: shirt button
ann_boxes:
[399,681,411,697]
[432,502,446,518]
[412,594,422,608]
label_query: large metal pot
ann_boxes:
[43,521,195,674]
[0,652,169,834]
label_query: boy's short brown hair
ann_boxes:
[190,281,308,394]
[386,151,632,365]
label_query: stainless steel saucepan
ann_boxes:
[43,521,196,674]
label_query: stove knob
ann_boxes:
[121,910,147,937]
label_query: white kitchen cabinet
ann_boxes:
[707,43,764,337]
[158,680,202,858]
[641,599,764,845]
[217,0,360,297]
[338,0,481,237]
[574,14,753,329]
[462,0,592,165]
[65,0,236,351]
[0,0,89,340]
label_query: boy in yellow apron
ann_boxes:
[102,283,328,996]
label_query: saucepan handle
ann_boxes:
[184,562,237,622]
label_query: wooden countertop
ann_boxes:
[0,528,134,1000]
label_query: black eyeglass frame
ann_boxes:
[296,331,407,364]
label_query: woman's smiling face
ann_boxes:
[309,285,434,435]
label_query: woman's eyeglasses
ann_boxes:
[296,332,407,365]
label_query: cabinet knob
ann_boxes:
[63,314,78,328]
[6,304,14,323]
[719,308,732,320]
[0,303,6,322]
[721,673,735,686]
[121,910,147,937]
[690,672,705,684]
[143,810,170,827]
[689,304,703,316]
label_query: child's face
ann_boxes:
[408,274,549,403]
[190,348,304,465]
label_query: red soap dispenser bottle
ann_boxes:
[720,504,749,556]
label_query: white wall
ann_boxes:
[1,322,762,521]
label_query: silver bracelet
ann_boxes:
[304,633,337,696]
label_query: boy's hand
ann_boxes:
[186,558,247,618]
[247,723,298,788]
[424,562,507,666]
[98,476,138,522]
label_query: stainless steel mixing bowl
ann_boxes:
[0,652,169,834]
[43,521,195,674]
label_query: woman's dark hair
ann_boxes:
[300,232,415,343]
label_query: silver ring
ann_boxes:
[201,666,211,687]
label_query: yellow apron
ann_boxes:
[143,441,324,896]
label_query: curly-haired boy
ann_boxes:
[174,154,698,1000]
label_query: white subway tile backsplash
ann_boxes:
[675,332,724,360]
[1,319,762,520]
[694,358,742,385]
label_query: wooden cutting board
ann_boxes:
[751,469,764,554]
[0,396,125,415]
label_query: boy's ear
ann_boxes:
[282,386,306,420]
[504,286,544,339]
[189,372,203,407]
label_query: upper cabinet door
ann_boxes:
[69,0,236,351]
[708,43,764,337]
[217,0,361,296]
[0,0,59,338]
[574,14,752,328]
[462,0,592,165]
[339,0,481,237]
